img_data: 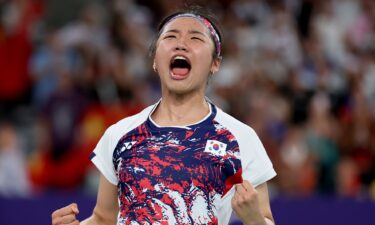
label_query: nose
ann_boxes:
[175,37,188,51]
[175,45,187,51]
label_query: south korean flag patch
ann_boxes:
[204,140,227,157]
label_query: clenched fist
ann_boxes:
[232,180,266,225]
[51,203,80,225]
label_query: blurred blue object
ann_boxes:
[0,194,374,225]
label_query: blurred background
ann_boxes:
[0,0,374,224]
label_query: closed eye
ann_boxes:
[191,37,204,42]
[164,35,176,39]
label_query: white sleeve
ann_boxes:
[91,126,118,185]
[241,128,276,187]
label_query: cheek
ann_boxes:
[154,48,166,66]
[194,48,215,68]
[154,43,171,62]
[200,43,216,59]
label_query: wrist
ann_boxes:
[245,222,266,225]
[243,218,267,225]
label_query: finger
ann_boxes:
[52,203,79,219]
[70,203,79,214]
[234,184,247,196]
[57,214,78,224]
[232,188,246,208]
[231,191,240,205]
[52,214,79,225]
[67,221,79,225]
[242,180,255,192]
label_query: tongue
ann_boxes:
[172,68,190,76]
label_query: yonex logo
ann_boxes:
[121,141,137,152]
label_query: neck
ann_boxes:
[151,92,209,127]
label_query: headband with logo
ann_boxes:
[164,13,222,58]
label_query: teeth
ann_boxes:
[174,56,187,61]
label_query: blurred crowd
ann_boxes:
[0,0,374,199]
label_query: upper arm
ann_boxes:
[256,182,275,224]
[82,174,118,225]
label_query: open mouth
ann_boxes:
[170,56,191,78]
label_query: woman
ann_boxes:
[52,7,276,225]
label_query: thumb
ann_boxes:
[71,203,79,214]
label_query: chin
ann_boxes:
[165,84,195,96]
[169,88,192,95]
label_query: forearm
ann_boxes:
[264,217,275,225]
[243,216,275,225]
[79,216,95,225]
[80,216,115,225]
[80,208,116,225]
[80,216,103,225]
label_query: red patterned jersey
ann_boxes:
[91,100,276,225]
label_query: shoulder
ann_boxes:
[213,105,263,150]
[214,106,256,136]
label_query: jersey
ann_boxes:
[91,100,276,225]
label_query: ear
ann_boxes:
[210,57,222,75]
[153,61,157,73]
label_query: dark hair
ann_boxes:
[148,6,223,59]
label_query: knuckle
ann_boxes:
[246,195,256,202]
[231,201,239,209]
[236,197,245,205]
[52,217,61,225]
[244,194,253,201]
[248,191,257,198]
[51,210,59,218]
[66,214,76,222]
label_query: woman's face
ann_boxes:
[154,16,221,95]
